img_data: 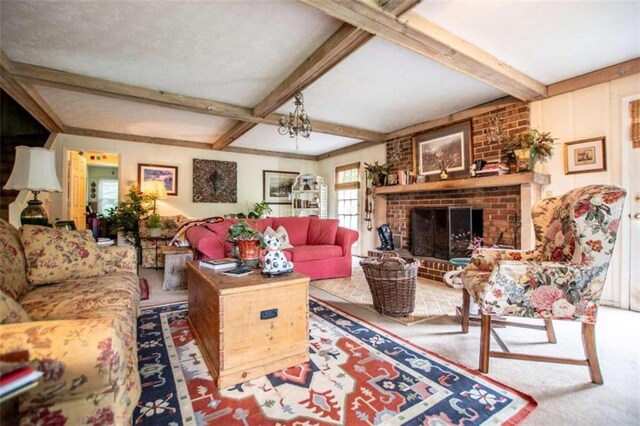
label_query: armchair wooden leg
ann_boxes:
[479,314,491,373]
[582,323,603,384]
[461,289,470,334]
[544,319,557,343]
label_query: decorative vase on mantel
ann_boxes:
[440,170,449,180]
[513,149,531,172]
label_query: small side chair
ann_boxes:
[462,185,626,384]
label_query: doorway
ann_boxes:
[63,150,119,231]
[621,94,640,311]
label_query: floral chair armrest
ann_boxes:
[101,245,137,274]
[482,261,604,322]
[466,248,540,272]
[0,318,134,410]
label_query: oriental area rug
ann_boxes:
[312,267,462,325]
[133,300,535,425]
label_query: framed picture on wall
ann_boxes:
[564,137,606,175]
[138,164,178,195]
[263,170,298,204]
[413,121,471,180]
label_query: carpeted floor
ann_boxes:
[135,299,535,425]
[138,265,640,425]
[312,266,462,325]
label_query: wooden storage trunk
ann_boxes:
[186,261,310,387]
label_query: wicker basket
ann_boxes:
[360,252,419,317]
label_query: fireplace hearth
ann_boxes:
[411,207,483,260]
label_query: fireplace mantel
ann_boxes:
[374,172,550,196]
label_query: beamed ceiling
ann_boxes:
[1,0,638,159]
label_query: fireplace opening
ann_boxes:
[411,207,483,260]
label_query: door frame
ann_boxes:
[620,93,640,310]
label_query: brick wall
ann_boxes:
[382,102,529,280]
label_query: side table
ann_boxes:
[161,246,193,290]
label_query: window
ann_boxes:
[98,179,119,215]
[335,163,360,253]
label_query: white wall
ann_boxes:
[50,134,319,220]
[531,74,640,307]
[319,144,386,257]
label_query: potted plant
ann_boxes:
[502,128,554,171]
[364,161,389,187]
[147,213,163,237]
[227,220,264,266]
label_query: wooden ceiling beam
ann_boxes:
[7,60,384,142]
[547,57,640,97]
[298,0,547,101]
[212,0,421,150]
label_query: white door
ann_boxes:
[629,146,640,311]
[68,151,87,230]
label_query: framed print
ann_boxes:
[54,220,77,230]
[413,121,471,180]
[564,137,606,175]
[263,170,298,204]
[138,164,178,196]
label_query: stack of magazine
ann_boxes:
[199,258,238,271]
[0,366,43,403]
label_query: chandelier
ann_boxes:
[278,91,312,148]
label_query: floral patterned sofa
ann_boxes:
[139,215,188,268]
[0,219,141,424]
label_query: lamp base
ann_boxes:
[21,199,49,226]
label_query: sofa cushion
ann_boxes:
[0,289,29,324]
[307,218,339,245]
[206,219,238,257]
[272,217,311,246]
[286,245,343,262]
[21,225,105,285]
[0,219,29,299]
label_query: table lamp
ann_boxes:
[141,180,168,213]
[3,146,62,226]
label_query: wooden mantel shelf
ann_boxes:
[374,172,550,195]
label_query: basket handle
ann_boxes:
[381,257,406,267]
[379,251,399,260]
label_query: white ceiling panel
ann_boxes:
[413,0,640,85]
[35,85,235,143]
[231,124,362,156]
[1,0,342,106]
[277,37,504,133]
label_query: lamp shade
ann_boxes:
[141,180,168,200]
[3,146,62,192]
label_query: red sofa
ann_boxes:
[186,217,359,280]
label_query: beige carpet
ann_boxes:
[312,265,462,325]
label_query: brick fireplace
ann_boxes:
[374,102,547,282]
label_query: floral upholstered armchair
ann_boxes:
[462,185,626,383]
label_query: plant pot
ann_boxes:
[513,149,531,172]
[149,227,162,237]
[235,239,261,266]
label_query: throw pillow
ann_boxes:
[0,289,29,324]
[307,218,340,245]
[0,219,29,300]
[263,226,293,249]
[21,225,105,285]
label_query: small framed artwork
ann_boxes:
[263,170,298,204]
[138,164,178,196]
[564,137,606,175]
[54,220,77,230]
[413,121,471,180]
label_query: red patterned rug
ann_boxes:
[139,278,149,301]
[134,299,536,425]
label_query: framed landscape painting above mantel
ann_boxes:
[413,121,471,181]
[138,164,178,196]
[263,170,298,204]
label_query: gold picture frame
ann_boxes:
[564,137,606,175]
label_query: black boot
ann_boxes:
[380,224,394,250]
[376,226,386,250]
